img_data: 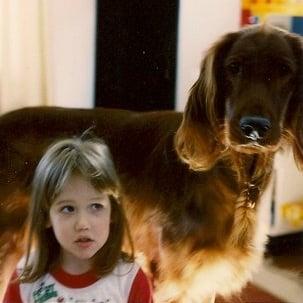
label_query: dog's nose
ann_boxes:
[239,116,271,141]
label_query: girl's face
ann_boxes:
[49,173,111,274]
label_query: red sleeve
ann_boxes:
[3,271,23,303]
[128,268,153,303]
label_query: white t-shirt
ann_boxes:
[4,259,153,303]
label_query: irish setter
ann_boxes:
[1,24,303,302]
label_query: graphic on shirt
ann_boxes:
[33,282,57,303]
[56,298,111,303]
[32,281,112,303]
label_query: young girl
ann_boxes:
[4,135,153,303]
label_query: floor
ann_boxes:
[252,255,303,303]
[216,254,303,303]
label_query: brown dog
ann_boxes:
[1,25,303,302]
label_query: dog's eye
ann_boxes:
[226,62,242,76]
[281,64,291,75]
[278,62,294,76]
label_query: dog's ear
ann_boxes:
[175,31,240,171]
[284,33,303,169]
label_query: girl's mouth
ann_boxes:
[75,238,94,248]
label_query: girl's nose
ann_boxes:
[75,212,90,230]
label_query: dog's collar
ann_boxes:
[242,181,259,208]
[238,154,271,209]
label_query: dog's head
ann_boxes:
[175,25,303,170]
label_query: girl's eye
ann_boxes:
[60,205,74,213]
[90,203,104,211]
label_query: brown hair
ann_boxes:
[20,135,134,282]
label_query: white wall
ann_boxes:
[46,0,96,108]
[176,0,241,111]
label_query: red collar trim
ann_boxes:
[50,267,99,288]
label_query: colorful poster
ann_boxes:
[242,0,303,34]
